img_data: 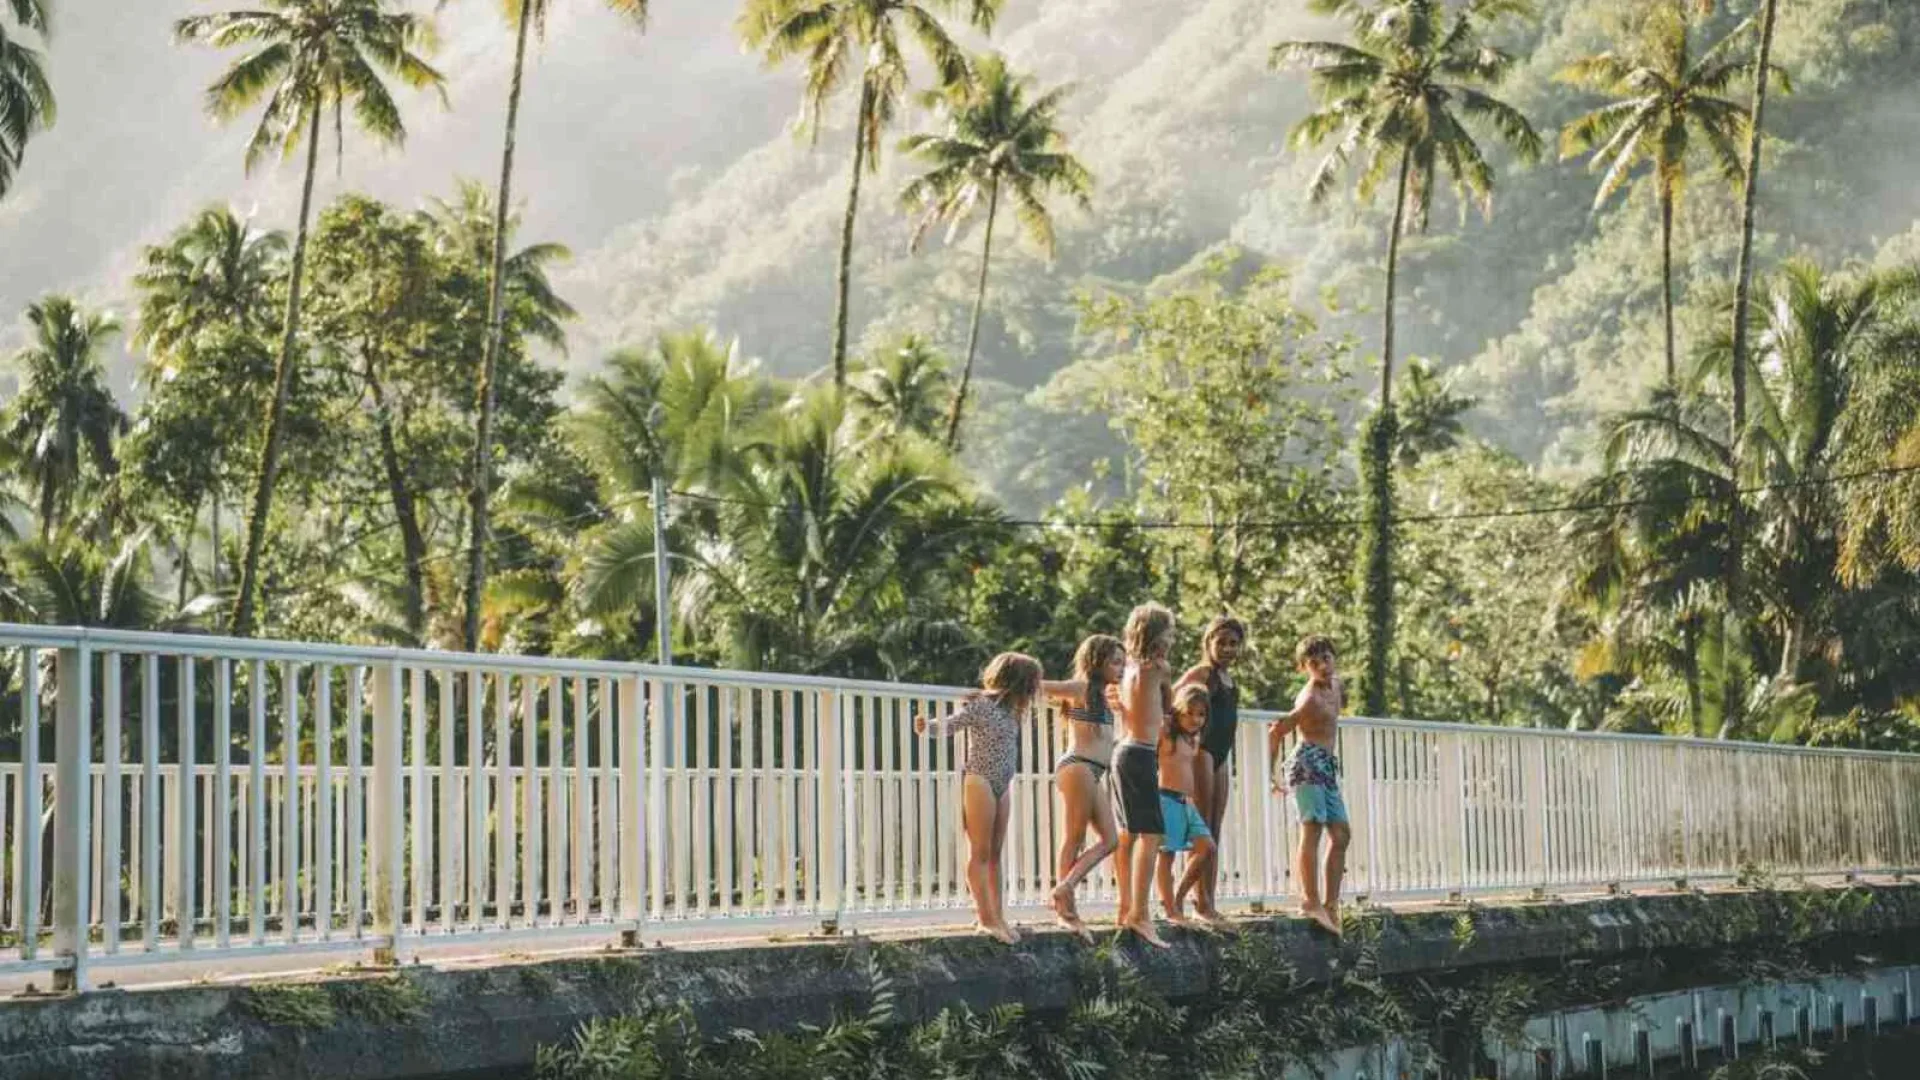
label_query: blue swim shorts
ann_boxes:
[1293,783,1349,825]
[1159,790,1212,854]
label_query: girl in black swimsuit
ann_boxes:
[1177,615,1245,927]
[1043,635,1124,939]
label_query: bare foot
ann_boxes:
[1166,910,1198,930]
[1051,883,1081,921]
[1125,919,1172,949]
[1199,910,1235,933]
[979,922,1019,945]
[1302,904,1341,936]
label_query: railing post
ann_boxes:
[1523,735,1548,895]
[618,674,645,942]
[647,677,668,923]
[52,643,93,992]
[370,660,403,965]
[818,688,843,931]
[1251,724,1272,909]
[1441,733,1467,900]
[1610,742,1627,889]
[1679,745,1694,887]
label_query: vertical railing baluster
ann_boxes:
[371,660,403,964]
[175,656,196,951]
[347,666,366,939]
[410,666,428,935]
[494,672,514,927]
[315,667,333,941]
[247,660,266,945]
[52,643,93,990]
[618,675,644,934]
[467,670,485,932]
[647,677,667,922]
[102,655,123,956]
[281,661,300,942]
[212,659,232,949]
[597,675,615,920]
[521,676,539,926]
[440,670,456,935]
[819,689,843,928]
[572,676,590,923]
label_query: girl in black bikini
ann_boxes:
[1043,634,1123,941]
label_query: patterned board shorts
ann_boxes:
[1283,742,1349,825]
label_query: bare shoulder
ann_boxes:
[1176,663,1210,689]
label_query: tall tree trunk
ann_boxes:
[830,79,875,390]
[366,362,427,642]
[943,176,999,451]
[1682,615,1704,737]
[463,4,534,654]
[229,106,323,639]
[1721,0,1779,738]
[1660,183,1676,386]
[1360,148,1413,718]
[210,488,221,590]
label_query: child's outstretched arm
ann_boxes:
[1041,679,1087,704]
[916,696,989,737]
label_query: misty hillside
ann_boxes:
[4,0,1920,484]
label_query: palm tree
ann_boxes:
[899,52,1092,450]
[1569,261,1920,737]
[421,181,575,356]
[1394,356,1475,466]
[1273,0,1543,716]
[739,0,1003,391]
[0,0,54,199]
[680,387,990,676]
[849,335,952,442]
[133,207,288,359]
[1557,2,1761,385]
[457,0,649,656]
[5,296,126,535]
[569,331,764,644]
[176,0,445,638]
[1722,0,1784,737]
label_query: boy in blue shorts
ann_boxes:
[1267,635,1348,936]
[1155,683,1216,927]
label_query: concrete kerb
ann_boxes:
[4,883,1920,1080]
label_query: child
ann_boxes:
[1045,634,1125,942]
[916,651,1043,944]
[1177,615,1246,927]
[1267,634,1349,937]
[1155,683,1217,927]
[1112,602,1175,949]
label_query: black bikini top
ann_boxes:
[1067,676,1114,726]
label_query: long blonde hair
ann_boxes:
[979,651,1044,716]
[1123,603,1175,663]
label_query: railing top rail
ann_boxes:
[1,622,1910,765]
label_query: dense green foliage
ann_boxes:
[0,0,1914,756]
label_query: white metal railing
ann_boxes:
[0,623,1914,990]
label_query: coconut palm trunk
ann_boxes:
[1360,148,1413,718]
[1660,184,1676,385]
[368,362,427,640]
[830,80,875,391]
[230,105,323,638]
[1722,0,1780,737]
[944,176,999,451]
[464,2,534,653]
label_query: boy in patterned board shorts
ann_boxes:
[1266,635,1348,937]
[1155,683,1216,927]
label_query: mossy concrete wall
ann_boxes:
[3,884,1918,1080]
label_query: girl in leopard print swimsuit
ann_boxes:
[918,652,1043,944]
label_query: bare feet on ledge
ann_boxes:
[1301,903,1341,937]
[1123,919,1171,949]
[975,921,1020,945]
[1051,885,1094,942]
[1198,909,1236,933]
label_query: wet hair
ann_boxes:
[980,651,1044,713]
[1295,634,1337,667]
[1123,603,1175,662]
[1201,615,1247,658]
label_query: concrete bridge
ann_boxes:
[0,623,1915,994]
